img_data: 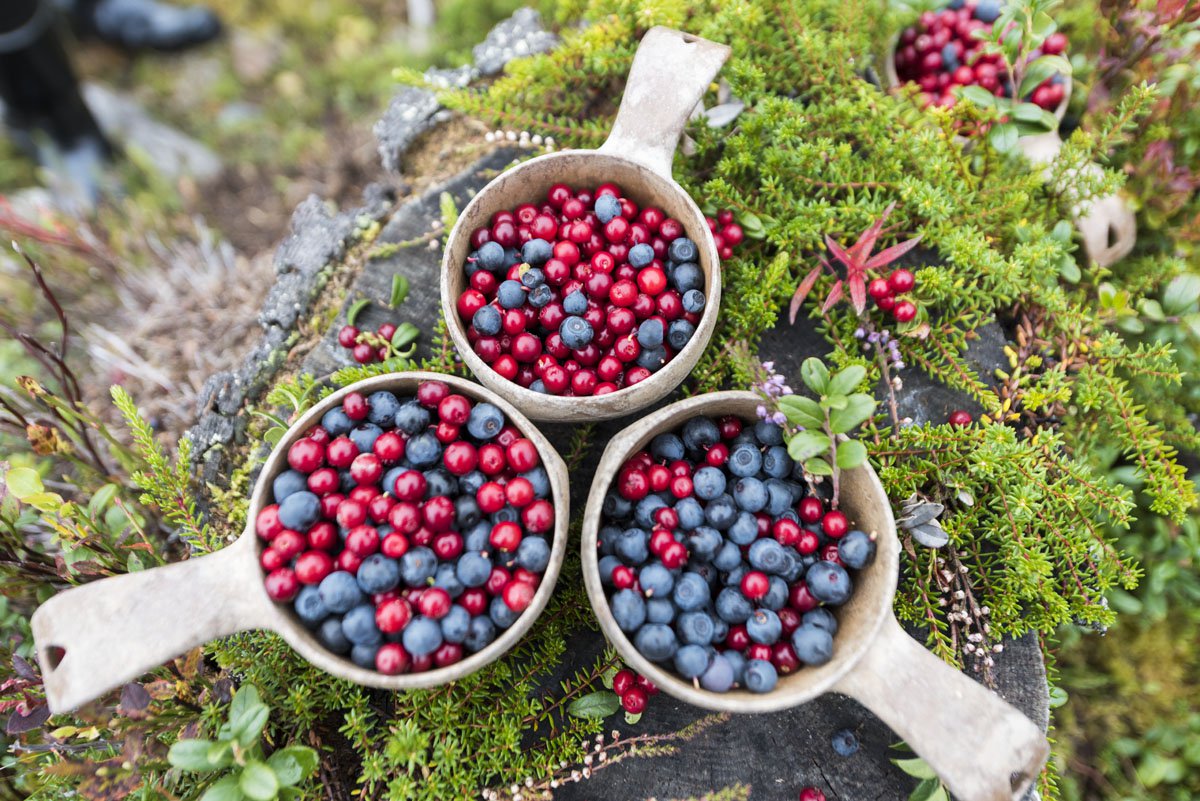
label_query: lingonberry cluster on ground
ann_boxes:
[337,321,400,365]
[610,667,658,715]
[454,184,742,396]
[867,267,919,323]
[256,380,555,674]
[894,1,1068,111]
[598,415,877,693]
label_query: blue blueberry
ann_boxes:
[477,241,505,271]
[321,407,353,436]
[349,423,383,455]
[699,653,734,693]
[682,417,721,453]
[530,380,547,394]
[636,345,667,373]
[318,617,351,654]
[637,318,665,350]
[712,540,743,572]
[394,400,430,435]
[639,563,675,598]
[646,598,676,624]
[704,495,738,530]
[273,470,308,504]
[611,589,647,632]
[464,521,491,553]
[293,585,328,626]
[650,433,685,462]
[715,587,753,624]
[975,0,1001,22]
[342,604,383,646]
[425,468,458,498]
[464,615,496,652]
[350,643,380,669]
[803,607,839,635]
[728,444,764,479]
[686,527,722,561]
[615,528,649,565]
[692,466,726,500]
[520,267,545,288]
[682,289,706,313]
[456,551,492,587]
[832,729,859,757]
[463,402,503,441]
[402,616,443,656]
[667,320,695,350]
[406,432,442,468]
[677,611,716,645]
[441,605,471,644]
[366,391,401,427]
[319,570,365,614]
[761,576,789,611]
[357,554,400,594]
[807,561,853,605]
[472,305,501,336]
[671,262,703,293]
[746,609,782,645]
[635,623,679,662]
[948,0,964,7]
[560,316,593,349]
[634,495,668,529]
[598,555,623,586]
[528,284,553,308]
[672,572,712,612]
[490,595,519,628]
[562,290,588,315]
[727,511,759,545]
[733,476,768,513]
[278,491,320,531]
[667,237,698,263]
[521,238,553,266]
[603,489,634,519]
[628,243,654,268]
[838,530,876,570]
[517,536,551,572]
[673,643,711,678]
[594,194,621,223]
[753,421,785,446]
[764,479,792,517]
[676,497,705,530]
[748,538,786,573]
[761,446,792,479]
[724,650,747,685]
[400,547,438,587]
[744,659,778,693]
[434,563,464,597]
[497,280,526,309]
[454,495,480,529]
[792,624,834,666]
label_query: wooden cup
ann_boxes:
[581,392,1049,801]
[440,27,731,422]
[32,372,570,713]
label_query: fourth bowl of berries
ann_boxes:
[440,26,731,422]
[581,391,1049,801]
[884,1,1135,269]
[31,373,569,713]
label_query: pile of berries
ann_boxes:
[455,183,742,396]
[611,667,658,715]
[894,0,1068,111]
[256,380,556,675]
[337,322,399,365]
[868,268,920,323]
[597,416,877,694]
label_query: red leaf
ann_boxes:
[789,264,825,324]
[824,234,858,273]
[848,273,868,315]
[848,202,896,262]
[821,280,844,314]
[864,234,923,270]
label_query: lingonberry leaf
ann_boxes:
[820,280,844,314]
[863,236,923,270]
[567,690,620,719]
[788,263,825,324]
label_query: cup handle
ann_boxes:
[31,533,275,713]
[1017,130,1137,269]
[833,615,1048,801]
[597,26,731,179]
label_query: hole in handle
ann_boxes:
[1010,769,1033,794]
[42,645,66,672]
[1106,222,1119,250]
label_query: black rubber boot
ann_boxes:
[65,0,221,52]
[0,0,111,207]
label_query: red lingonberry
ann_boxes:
[948,409,972,427]
[798,497,824,524]
[620,686,647,714]
[822,510,849,538]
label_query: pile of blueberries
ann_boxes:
[455,183,741,396]
[255,380,555,675]
[597,415,876,694]
[894,0,1068,112]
